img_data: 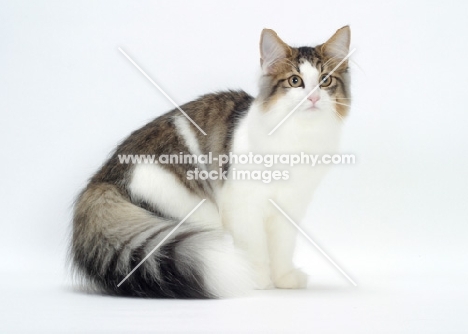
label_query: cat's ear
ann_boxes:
[260,29,292,75]
[321,26,351,68]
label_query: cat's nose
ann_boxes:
[307,93,321,104]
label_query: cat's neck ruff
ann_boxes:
[238,100,343,156]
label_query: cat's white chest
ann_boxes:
[223,105,342,218]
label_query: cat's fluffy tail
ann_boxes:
[70,183,253,298]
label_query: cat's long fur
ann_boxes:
[71,27,351,298]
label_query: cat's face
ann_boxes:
[258,27,350,121]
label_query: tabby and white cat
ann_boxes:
[71,26,351,298]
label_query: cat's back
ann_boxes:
[90,90,254,186]
[182,89,254,133]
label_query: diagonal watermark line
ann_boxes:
[268,48,356,135]
[269,199,357,286]
[117,199,206,287]
[118,47,207,135]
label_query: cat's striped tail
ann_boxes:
[70,183,253,298]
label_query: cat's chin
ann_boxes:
[298,106,324,117]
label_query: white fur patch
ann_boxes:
[299,62,319,92]
[129,163,221,227]
[173,115,206,170]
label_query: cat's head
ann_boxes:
[257,26,351,123]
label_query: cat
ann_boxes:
[71,26,351,298]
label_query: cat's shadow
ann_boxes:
[62,283,356,300]
[254,284,358,297]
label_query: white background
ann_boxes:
[1,0,468,333]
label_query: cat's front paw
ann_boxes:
[274,268,308,289]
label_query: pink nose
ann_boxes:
[308,94,321,104]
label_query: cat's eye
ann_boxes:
[320,74,333,88]
[288,75,303,88]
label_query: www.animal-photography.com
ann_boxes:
[1,1,467,333]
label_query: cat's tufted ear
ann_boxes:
[260,29,292,75]
[321,26,351,68]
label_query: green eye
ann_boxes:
[320,74,333,87]
[288,75,303,88]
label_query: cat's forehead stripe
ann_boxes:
[295,47,320,67]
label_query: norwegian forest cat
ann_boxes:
[71,26,351,298]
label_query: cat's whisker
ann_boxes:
[319,101,349,123]
[348,59,365,74]
[334,101,366,115]
[334,101,364,113]
[335,112,344,122]
[321,100,352,107]
[334,101,352,108]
